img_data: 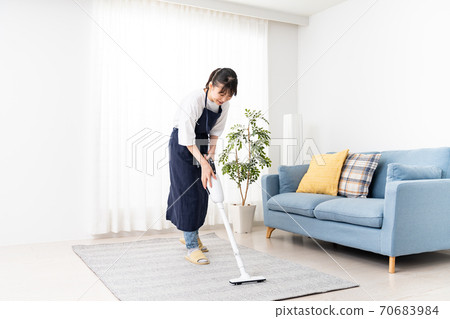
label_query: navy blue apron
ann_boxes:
[166,89,222,231]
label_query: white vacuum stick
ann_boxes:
[205,159,266,285]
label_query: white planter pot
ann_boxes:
[229,204,256,233]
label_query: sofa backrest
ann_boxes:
[369,147,450,198]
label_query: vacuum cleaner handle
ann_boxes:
[207,157,216,174]
[204,158,215,195]
[205,159,224,204]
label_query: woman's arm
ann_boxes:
[206,135,218,161]
[186,144,216,189]
[185,135,218,163]
[186,144,208,167]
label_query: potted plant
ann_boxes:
[218,109,272,233]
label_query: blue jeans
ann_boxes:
[184,229,199,249]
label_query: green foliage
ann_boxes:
[218,109,272,206]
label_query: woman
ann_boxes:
[166,68,238,265]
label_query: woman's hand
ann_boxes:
[200,157,216,189]
[204,147,215,162]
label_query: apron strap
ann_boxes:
[205,88,209,136]
[204,88,222,137]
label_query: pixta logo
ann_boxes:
[269,137,325,166]
[126,128,170,176]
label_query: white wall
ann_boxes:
[0,1,298,246]
[298,0,450,153]
[0,0,96,246]
[268,20,299,173]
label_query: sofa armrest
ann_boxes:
[261,174,280,219]
[381,179,450,256]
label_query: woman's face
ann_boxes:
[208,82,233,105]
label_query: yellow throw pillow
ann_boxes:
[296,149,349,196]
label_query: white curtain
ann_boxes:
[90,0,269,235]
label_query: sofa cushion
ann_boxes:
[297,149,349,196]
[369,147,450,198]
[338,153,381,198]
[386,163,443,182]
[278,165,309,193]
[314,198,384,228]
[267,193,339,218]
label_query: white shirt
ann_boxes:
[173,88,230,146]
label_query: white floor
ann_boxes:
[1,225,449,301]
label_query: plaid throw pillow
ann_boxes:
[338,153,381,198]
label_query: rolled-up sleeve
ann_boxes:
[209,103,229,137]
[177,96,201,146]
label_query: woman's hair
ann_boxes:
[204,68,238,96]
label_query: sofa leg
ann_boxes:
[389,256,396,274]
[266,227,276,238]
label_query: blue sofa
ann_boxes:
[261,147,450,273]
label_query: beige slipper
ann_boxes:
[179,237,209,252]
[185,249,210,265]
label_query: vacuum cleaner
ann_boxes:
[205,158,266,285]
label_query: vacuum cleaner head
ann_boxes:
[230,275,266,285]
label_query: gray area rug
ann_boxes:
[72,233,358,300]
